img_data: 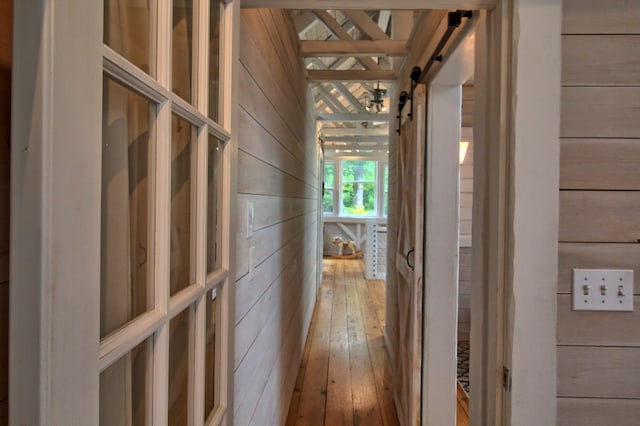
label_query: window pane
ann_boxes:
[169,308,191,426]
[341,160,377,215]
[204,288,218,419]
[173,0,194,103]
[209,1,221,121]
[100,337,152,426]
[207,135,222,274]
[384,164,389,216]
[324,162,335,188]
[101,77,154,338]
[342,182,376,215]
[104,0,156,76]
[171,115,194,295]
[323,190,334,213]
[342,160,376,183]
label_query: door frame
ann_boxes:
[421,17,476,423]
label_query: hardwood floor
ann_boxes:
[285,259,470,426]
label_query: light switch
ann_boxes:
[247,202,254,238]
[572,269,634,312]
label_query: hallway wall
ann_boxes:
[0,0,11,423]
[557,1,640,423]
[233,9,320,425]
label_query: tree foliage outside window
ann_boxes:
[342,160,376,215]
[323,162,335,213]
[384,164,389,216]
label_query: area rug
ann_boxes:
[457,342,470,394]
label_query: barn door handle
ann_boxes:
[406,248,415,270]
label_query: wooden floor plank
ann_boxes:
[353,262,399,426]
[325,261,354,425]
[456,382,470,426]
[286,259,470,425]
[345,262,385,426]
[294,281,333,424]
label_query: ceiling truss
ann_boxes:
[291,9,416,153]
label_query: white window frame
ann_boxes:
[323,155,388,219]
[10,0,239,424]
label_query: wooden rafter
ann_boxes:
[243,0,497,9]
[318,112,390,121]
[307,69,395,81]
[342,10,390,40]
[324,135,388,143]
[311,10,383,71]
[316,85,352,113]
[299,40,407,57]
[331,82,367,113]
[322,127,388,136]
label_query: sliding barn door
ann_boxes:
[393,84,426,426]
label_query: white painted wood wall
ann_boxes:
[557,1,640,424]
[233,9,320,425]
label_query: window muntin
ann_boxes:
[101,76,155,339]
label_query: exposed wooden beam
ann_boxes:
[300,40,408,57]
[300,40,407,57]
[317,86,351,113]
[308,69,395,81]
[324,135,388,142]
[343,10,390,41]
[322,127,388,136]
[331,82,367,113]
[323,142,389,151]
[242,0,496,9]
[311,10,383,71]
[318,112,391,121]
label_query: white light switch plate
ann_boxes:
[572,269,634,312]
[247,202,254,238]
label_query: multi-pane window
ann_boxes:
[323,161,335,213]
[323,158,388,217]
[342,160,377,216]
[99,2,233,425]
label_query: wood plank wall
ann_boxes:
[234,9,320,425]
[0,0,11,424]
[558,1,640,424]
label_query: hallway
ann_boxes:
[285,259,398,425]
[285,258,471,425]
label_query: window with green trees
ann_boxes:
[342,160,376,215]
[323,158,387,217]
[323,161,335,213]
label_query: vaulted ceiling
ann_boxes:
[289,10,420,153]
